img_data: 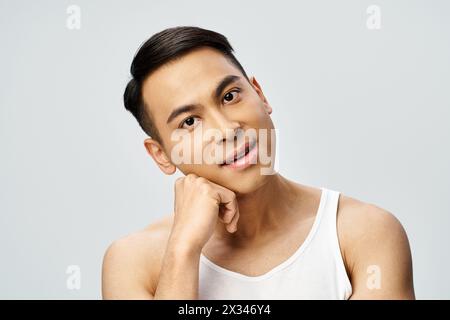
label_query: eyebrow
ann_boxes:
[166,75,242,125]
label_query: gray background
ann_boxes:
[0,0,449,299]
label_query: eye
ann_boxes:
[179,116,200,130]
[222,89,240,104]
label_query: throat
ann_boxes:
[217,173,297,241]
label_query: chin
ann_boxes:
[214,164,273,195]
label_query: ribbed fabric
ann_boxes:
[198,187,352,299]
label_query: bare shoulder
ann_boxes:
[101,214,174,299]
[336,193,415,299]
[336,194,409,262]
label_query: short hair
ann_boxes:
[123,26,249,144]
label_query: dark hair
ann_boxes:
[123,26,249,144]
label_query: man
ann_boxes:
[102,26,415,299]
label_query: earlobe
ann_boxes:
[143,138,176,175]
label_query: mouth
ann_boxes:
[220,139,258,170]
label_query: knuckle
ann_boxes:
[186,173,197,179]
[184,174,196,184]
[195,176,207,185]
[199,183,212,194]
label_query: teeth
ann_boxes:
[222,141,255,165]
[234,146,249,161]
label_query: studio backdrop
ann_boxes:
[0,0,449,299]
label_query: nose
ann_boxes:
[207,109,242,144]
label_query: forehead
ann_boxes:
[142,47,243,116]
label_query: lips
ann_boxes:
[220,139,257,166]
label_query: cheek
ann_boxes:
[239,92,270,122]
[245,101,273,129]
[176,163,223,184]
[171,140,222,176]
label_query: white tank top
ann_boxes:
[198,187,353,299]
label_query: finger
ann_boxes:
[218,205,229,224]
[218,203,235,224]
[209,182,238,217]
[207,181,239,230]
[227,205,240,233]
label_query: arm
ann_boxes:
[102,174,240,299]
[152,238,202,299]
[101,231,202,300]
[102,238,200,300]
[102,236,156,299]
[342,204,415,299]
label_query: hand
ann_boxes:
[169,173,240,253]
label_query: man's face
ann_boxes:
[142,47,275,194]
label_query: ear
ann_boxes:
[143,138,176,175]
[249,76,272,115]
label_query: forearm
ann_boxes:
[153,239,201,300]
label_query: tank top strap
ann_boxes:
[316,187,353,297]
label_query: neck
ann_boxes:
[215,173,299,242]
